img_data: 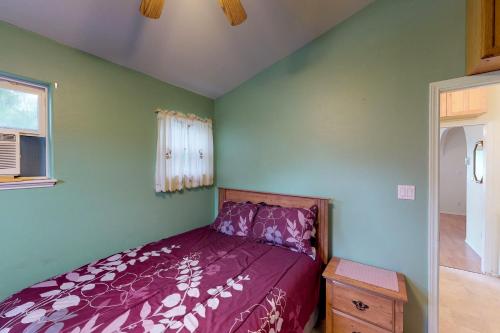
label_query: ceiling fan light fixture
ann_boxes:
[140,0,165,19]
[218,0,247,26]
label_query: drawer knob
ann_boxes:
[352,300,369,311]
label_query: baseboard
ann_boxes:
[484,271,500,278]
[439,211,466,217]
[465,237,482,258]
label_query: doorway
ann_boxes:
[429,76,500,333]
[439,126,482,273]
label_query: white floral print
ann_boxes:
[264,226,283,245]
[60,253,251,333]
[229,288,286,333]
[212,201,258,237]
[0,244,179,333]
[219,221,235,235]
[236,217,249,236]
[252,205,318,259]
[0,226,310,333]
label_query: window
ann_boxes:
[0,74,55,190]
[155,110,213,192]
[0,76,47,136]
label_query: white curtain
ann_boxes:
[155,110,213,192]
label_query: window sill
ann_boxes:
[0,178,58,191]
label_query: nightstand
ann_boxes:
[322,257,408,333]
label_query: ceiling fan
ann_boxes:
[139,0,247,26]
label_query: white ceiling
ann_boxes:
[0,0,373,98]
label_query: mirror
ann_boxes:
[473,140,484,184]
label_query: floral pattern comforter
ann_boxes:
[0,227,321,333]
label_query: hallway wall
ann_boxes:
[464,125,485,258]
[440,127,467,215]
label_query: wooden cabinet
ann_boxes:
[467,0,500,74]
[440,87,487,120]
[323,257,407,333]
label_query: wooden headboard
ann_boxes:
[218,188,330,265]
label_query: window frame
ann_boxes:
[0,73,56,190]
[0,75,48,137]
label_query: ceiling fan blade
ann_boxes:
[219,0,247,26]
[140,0,165,19]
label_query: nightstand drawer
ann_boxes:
[331,283,394,330]
[332,309,391,333]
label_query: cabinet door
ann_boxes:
[446,91,467,117]
[482,0,500,58]
[440,93,447,118]
[444,89,487,119]
[467,0,500,74]
[466,87,487,115]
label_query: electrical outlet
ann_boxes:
[398,185,415,200]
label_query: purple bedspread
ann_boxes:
[0,227,321,333]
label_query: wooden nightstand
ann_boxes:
[322,257,408,333]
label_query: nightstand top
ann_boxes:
[323,257,408,303]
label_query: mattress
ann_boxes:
[0,226,321,332]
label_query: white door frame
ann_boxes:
[428,71,500,333]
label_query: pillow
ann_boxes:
[251,204,318,259]
[211,201,259,237]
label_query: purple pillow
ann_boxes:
[211,201,259,237]
[251,204,318,259]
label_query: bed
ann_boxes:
[0,188,329,333]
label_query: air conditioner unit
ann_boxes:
[0,132,21,176]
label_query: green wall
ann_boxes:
[214,0,465,331]
[0,22,214,300]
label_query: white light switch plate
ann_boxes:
[398,185,415,200]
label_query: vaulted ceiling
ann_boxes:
[0,0,373,98]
